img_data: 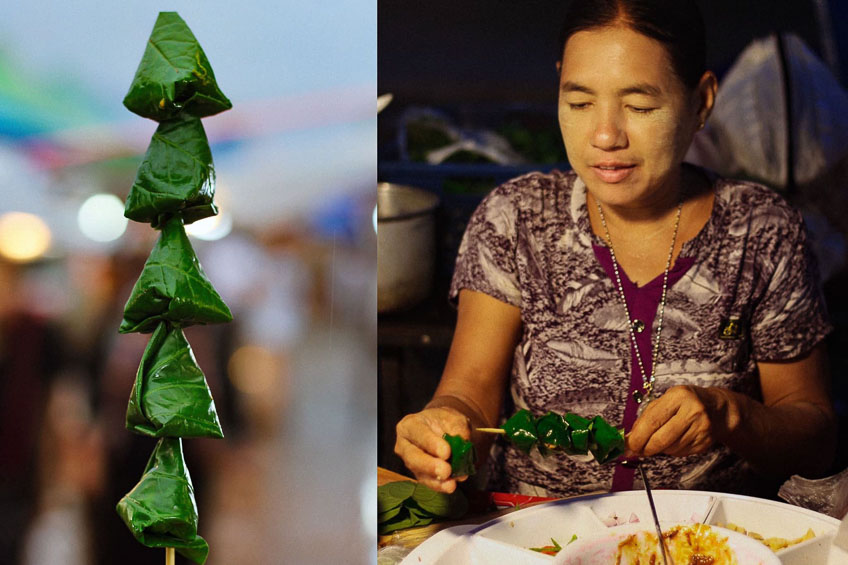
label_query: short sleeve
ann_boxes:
[750,208,832,361]
[449,184,522,307]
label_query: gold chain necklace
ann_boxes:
[596,200,682,404]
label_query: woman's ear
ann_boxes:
[556,60,562,75]
[695,70,718,128]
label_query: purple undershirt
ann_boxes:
[592,244,695,491]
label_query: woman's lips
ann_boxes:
[590,163,636,183]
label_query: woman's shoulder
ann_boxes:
[481,168,577,213]
[706,171,805,239]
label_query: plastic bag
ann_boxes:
[778,466,848,519]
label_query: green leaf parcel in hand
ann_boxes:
[123,12,232,121]
[124,116,217,227]
[116,438,209,564]
[126,321,223,438]
[120,216,232,334]
[442,433,476,477]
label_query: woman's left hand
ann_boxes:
[625,385,738,458]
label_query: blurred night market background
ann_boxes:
[0,2,376,564]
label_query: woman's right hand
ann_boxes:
[394,406,472,493]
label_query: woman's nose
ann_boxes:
[591,111,626,150]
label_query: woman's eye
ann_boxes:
[567,102,590,110]
[629,106,656,114]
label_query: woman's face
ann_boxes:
[558,25,704,210]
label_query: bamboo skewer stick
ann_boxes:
[476,427,505,434]
[166,547,175,565]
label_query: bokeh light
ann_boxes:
[77,193,128,242]
[0,211,52,262]
[185,210,233,241]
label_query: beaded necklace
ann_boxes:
[596,200,682,404]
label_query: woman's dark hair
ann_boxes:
[557,0,706,89]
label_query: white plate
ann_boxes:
[399,490,840,565]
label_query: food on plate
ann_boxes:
[616,524,736,565]
[716,521,816,552]
[501,409,625,464]
[443,433,476,477]
[529,534,577,556]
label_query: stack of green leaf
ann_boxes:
[114,12,232,565]
[378,481,469,535]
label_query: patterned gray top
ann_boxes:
[449,167,831,497]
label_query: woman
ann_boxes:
[394,0,836,498]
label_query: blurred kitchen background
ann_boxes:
[377,0,848,483]
[0,1,376,564]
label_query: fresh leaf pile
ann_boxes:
[115,12,231,565]
[443,433,476,477]
[378,481,469,535]
[502,409,625,464]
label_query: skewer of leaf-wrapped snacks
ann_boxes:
[443,409,625,477]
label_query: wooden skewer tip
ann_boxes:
[475,427,505,434]
[166,547,175,565]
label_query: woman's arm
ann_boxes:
[627,342,837,478]
[394,289,522,492]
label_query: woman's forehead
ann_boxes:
[560,25,678,92]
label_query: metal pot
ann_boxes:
[377,183,440,312]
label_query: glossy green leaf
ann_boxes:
[126,321,223,438]
[535,412,569,455]
[377,480,416,514]
[589,415,626,464]
[123,12,232,121]
[499,410,623,464]
[377,481,468,533]
[377,505,402,523]
[116,438,209,564]
[124,116,217,227]
[503,409,538,453]
[411,483,468,519]
[378,508,417,535]
[442,433,475,477]
[120,216,232,333]
[564,413,591,454]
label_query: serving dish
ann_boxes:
[400,490,840,564]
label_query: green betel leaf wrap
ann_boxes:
[442,433,475,477]
[124,116,217,227]
[502,409,538,453]
[116,438,209,564]
[120,216,232,334]
[123,12,232,121]
[126,321,224,438]
[535,412,569,455]
[500,410,624,464]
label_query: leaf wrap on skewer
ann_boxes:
[442,433,476,477]
[126,321,223,438]
[123,12,232,121]
[124,116,217,227]
[120,216,232,334]
[500,409,624,464]
[116,438,209,564]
